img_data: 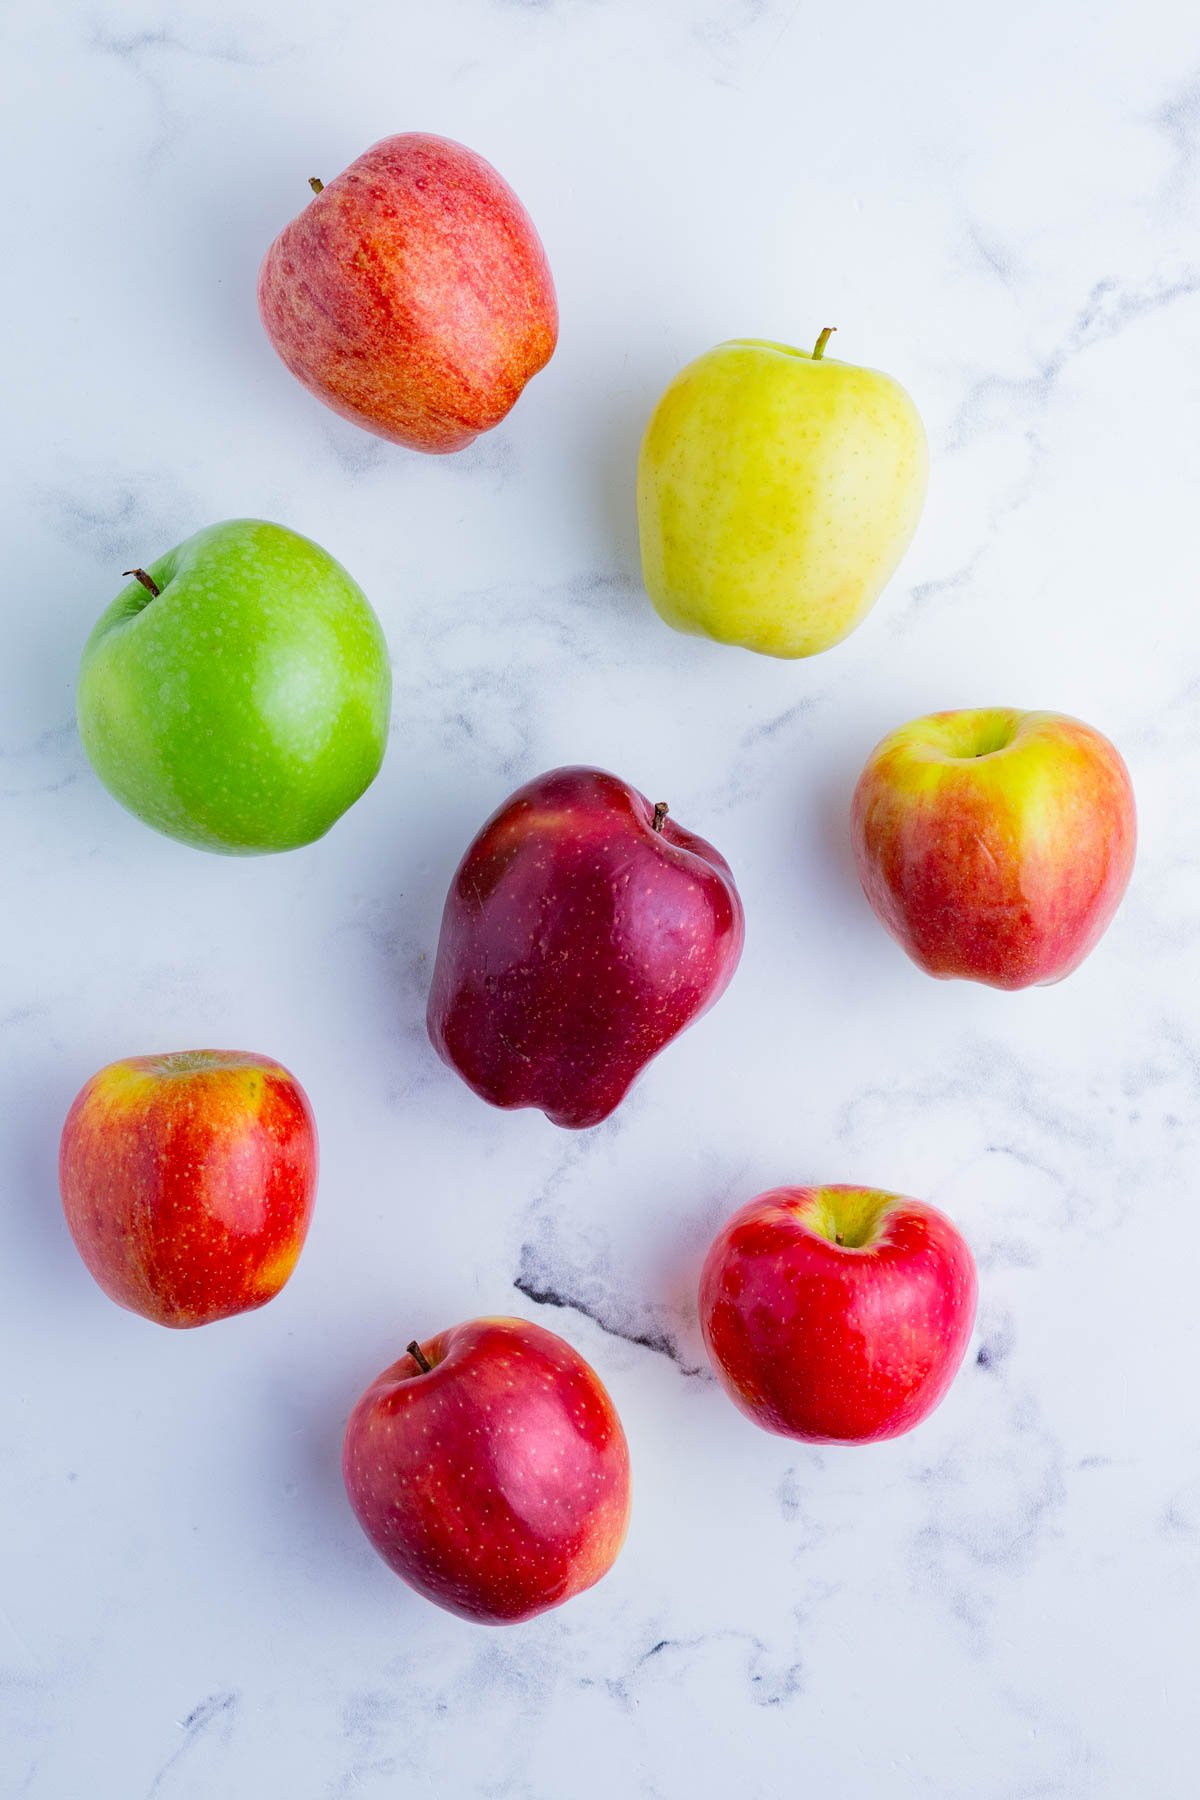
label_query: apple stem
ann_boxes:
[835,1232,845,1245]
[308,177,324,195]
[812,326,836,360]
[652,802,669,833]
[122,567,160,598]
[407,1339,433,1374]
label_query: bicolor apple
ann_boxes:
[852,707,1136,988]
[259,133,557,452]
[59,1050,318,1328]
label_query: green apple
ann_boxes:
[77,518,391,853]
[637,331,928,659]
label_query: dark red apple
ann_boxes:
[58,1050,317,1328]
[426,766,745,1128]
[342,1317,631,1624]
[700,1186,976,1444]
[258,133,557,452]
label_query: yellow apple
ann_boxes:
[637,332,928,659]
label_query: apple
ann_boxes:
[426,766,745,1128]
[852,708,1136,988]
[77,518,391,854]
[700,1186,976,1444]
[258,133,557,452]
[637,330,927,658]
[343,1317,630,1623]
[59,1050,317,1328]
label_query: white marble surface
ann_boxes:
[2,1,1198,1794]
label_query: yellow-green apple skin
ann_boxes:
[851,709,1137,989]
[77,519,391,855]
[637,336,928,659]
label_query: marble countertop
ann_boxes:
[3,2,1198,1795]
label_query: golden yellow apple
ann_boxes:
[637,332,928,659]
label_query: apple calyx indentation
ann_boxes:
[122,567,161,599]
[805,1186,896,1251]
[407,1339,433,1374]
[950,710,1022,762]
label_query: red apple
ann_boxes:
[59,1050,317,1328]
[426,766,745,1128]
[343,1317,630,1623]
[700,1186,976,1444]
[851,707,1136,989]
[258,133,557,453]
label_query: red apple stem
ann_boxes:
[308,177,324,195]
[812,326,836,360]
[407,1339,433,1374]
[835,1232,845,1245]
[652,802,669,833]
[122,568,160,598]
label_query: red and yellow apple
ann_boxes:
[700,1186,977,1444]
[59,1050,317,1327]
[342,1317,631,1624]
[258,133,557,453]
[851,708,1136,988]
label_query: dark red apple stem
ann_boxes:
[308,177,324,194]
[652,802,669,833]
[812,326,836,360]
[122,567,160,598]
[407,1339,432,1374]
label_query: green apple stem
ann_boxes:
[308,177,324,195]
[652,802,669,833]
[407,1339,433,1374]
[812,326,836,360]
[122,568,160,598]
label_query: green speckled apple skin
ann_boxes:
[77,519,392,854]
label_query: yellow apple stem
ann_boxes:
[652,802,669,833]
[308,176,324,195]
[407,1339,433,1374]
[812,326,836,360]
[122,567,160,598]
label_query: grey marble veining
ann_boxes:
[2,0,1198,1795]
